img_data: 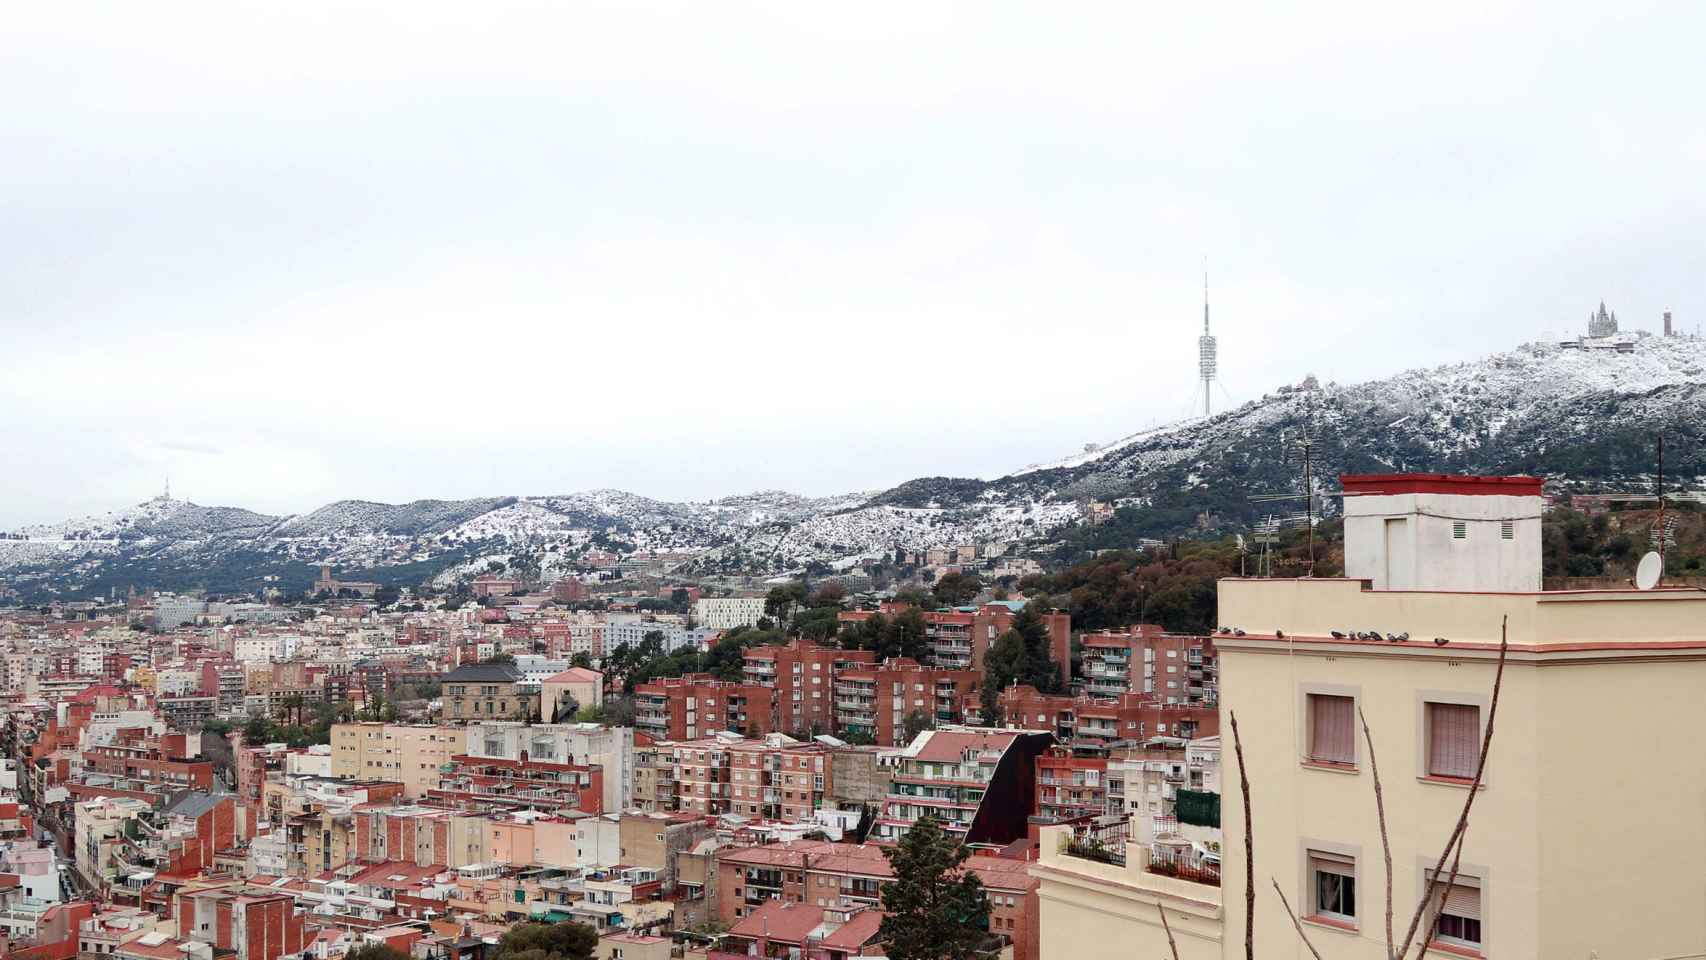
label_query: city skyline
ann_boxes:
[4,2,1703,527]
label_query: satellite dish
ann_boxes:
[1635,551,1663,590]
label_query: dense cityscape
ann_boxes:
[4,446,1704,959]
[5,4,1704,958]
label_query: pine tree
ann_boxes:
[878,815,992,960]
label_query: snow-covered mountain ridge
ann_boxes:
[5,336,1704,598]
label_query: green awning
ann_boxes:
[540,911,573,923]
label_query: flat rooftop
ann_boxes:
[1218,577,1706,651]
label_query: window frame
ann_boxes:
[1298,838,1361,932]
[1417,857,1489,956]
[1416,690,1492,786]
[1298,683,1362,770]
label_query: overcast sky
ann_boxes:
[3,1,1703,527]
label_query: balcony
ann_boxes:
[1147,846,1220,886]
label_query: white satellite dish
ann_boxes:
[1635,551,1663,590]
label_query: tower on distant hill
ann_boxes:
[1664,309,1674,337]
[1198,273,1218,416]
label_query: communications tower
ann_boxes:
[1198,273,1218,416]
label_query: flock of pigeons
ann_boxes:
[1216,626,1451,646]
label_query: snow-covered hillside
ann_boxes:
[5,335,1705,598]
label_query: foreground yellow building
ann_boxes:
[1036,473,1706,959]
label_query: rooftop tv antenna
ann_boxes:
[1653,433,1670,582]
[1249,434,1324,577]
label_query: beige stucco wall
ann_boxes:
[1532,658,1706,957]
[330,723,467,799]
[1217,576,1706,958]
[393,725,468,798]
[449,815,487,868]
[533,818,577,867]
[1031,825,1221,960]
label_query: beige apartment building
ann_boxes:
[1035,473,1706,960]
[330,723,470,798]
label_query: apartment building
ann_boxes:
[1079,625,1217,704]
[725,736,834,821]
[668,736,734,816]
[999,686,1219,750]
[329,723,470,799]
[428,751,603,815]
[177,889,306,960]
[1103,739,1223,848]
[74,796,151,892]
[73,731,215,801]
[839,601,1071,683]
[198,660,247,716]
[743,639,876,736]
[692,597,768,630]
[633,675,779,741]
[631,737,676,813]
[1033,746,1106,822]
[831,659,980,746]
[874,726,1054,845]
[462,721,633,812]
[1035,472,1706,960]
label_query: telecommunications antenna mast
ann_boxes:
[1198,271,1218,417]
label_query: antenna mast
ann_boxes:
[1249,433,1322,577]
[1198,270,1217,417]
[1657,433,1666,585]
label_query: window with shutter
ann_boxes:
[1427,703,1480,779]
[1428,872,1482,948]
[1308,850,1357,921]
[1307,694,1356,765]
[1452,521,1467,539]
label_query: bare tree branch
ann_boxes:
[1158,903,1180,960]
[1358,705,1395,960]
[1230,710,1255,960]
[1269,878,1324,960]
[1416,831,1468,959]
[1395,615,1508,960]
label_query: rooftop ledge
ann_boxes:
[1217,577,1706,651]
[1029,825,1222,917]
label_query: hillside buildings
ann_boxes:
[743,639,875,736]
[633,676,779,741]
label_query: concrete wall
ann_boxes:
[829,749,892,805]
[1219,577,1706,646]
[1343,491,1542,592]
[1030,825,1221,960]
